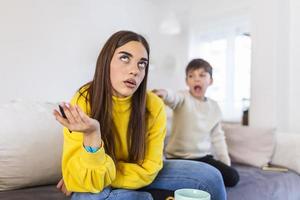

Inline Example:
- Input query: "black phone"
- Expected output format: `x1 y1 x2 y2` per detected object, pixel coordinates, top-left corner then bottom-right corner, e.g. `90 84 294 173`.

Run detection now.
58 105 72 133
58 105 67 118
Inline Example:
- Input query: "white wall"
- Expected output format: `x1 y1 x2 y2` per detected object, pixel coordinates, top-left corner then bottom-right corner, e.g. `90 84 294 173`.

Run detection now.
0 0 174 103
250 0 300 133
249 0 281 129
289 0 300 132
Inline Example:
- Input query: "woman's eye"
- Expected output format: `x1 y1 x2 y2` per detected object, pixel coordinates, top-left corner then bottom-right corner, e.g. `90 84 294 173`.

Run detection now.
138 61 147 70
120 55 129 62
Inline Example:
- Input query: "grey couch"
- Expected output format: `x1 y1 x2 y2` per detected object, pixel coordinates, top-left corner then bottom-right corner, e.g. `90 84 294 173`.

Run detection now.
1 102 300 199
1 163 300 200
227 164 300 200
0 185 68 200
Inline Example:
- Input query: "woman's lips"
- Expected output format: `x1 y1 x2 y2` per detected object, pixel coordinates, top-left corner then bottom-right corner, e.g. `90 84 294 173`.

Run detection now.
124 79 137 89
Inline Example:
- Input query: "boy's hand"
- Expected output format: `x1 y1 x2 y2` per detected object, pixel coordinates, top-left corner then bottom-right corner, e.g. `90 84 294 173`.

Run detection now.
53 103 102 147
56 178 72 196
152 89 167 100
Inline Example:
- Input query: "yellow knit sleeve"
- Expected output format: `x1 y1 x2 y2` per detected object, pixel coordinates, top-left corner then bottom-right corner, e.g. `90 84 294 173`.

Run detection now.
111 94 167 189
61 90 116 193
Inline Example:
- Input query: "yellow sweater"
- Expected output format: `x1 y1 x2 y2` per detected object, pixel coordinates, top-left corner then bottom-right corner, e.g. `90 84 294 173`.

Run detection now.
62 90 166 193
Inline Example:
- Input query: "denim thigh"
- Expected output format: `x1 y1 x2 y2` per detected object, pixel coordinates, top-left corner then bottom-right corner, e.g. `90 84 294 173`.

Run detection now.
72 187 153 200
145 159 226 200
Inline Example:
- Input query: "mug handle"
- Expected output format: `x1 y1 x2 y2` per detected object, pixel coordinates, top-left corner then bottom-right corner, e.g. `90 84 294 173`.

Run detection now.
166 197 175 200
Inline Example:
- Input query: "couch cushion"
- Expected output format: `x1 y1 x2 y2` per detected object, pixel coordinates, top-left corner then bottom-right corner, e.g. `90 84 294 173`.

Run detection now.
223 124 275 167
271 132 300 174
0 101 63 191
226 164 300 200
0 185 69 200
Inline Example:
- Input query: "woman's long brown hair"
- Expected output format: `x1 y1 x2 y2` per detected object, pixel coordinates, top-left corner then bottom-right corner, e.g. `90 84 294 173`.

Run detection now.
78 31 150 163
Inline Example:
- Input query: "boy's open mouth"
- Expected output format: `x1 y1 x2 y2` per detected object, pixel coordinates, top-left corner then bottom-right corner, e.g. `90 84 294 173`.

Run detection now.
194 85 202 93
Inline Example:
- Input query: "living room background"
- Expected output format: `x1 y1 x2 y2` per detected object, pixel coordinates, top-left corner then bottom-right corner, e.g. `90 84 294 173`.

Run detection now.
1 0 300 133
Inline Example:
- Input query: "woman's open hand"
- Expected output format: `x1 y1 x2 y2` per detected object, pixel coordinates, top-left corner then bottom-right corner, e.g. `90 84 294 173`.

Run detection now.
53 103 102 147
53 103 100 135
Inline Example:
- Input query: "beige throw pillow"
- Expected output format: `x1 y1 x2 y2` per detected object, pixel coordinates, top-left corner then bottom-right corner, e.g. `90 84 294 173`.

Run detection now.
271 132 300 174
0 101 63 191
223 124 275 167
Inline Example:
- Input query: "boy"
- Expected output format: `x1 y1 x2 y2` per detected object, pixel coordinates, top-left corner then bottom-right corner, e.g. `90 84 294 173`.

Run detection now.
153 58 239 187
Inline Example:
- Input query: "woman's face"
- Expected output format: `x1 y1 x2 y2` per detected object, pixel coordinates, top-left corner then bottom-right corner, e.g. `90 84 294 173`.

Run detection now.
110 41 148 98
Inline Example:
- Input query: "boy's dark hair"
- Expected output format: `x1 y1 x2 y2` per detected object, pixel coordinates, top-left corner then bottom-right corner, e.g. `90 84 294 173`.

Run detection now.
185 58 213 78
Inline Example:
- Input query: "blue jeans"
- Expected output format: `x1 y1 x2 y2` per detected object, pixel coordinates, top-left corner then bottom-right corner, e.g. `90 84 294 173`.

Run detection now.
72 160 226 200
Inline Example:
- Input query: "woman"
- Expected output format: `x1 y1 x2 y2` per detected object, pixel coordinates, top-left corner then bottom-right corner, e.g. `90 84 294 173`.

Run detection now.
53 30 226 200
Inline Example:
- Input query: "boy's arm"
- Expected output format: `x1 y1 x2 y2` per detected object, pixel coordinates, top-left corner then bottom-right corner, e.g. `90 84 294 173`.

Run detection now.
211 122 231 166
153 89 184 110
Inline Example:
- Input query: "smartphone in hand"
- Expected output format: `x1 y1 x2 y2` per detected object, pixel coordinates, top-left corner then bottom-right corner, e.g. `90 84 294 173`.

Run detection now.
58 105 72 133
58 105 67 118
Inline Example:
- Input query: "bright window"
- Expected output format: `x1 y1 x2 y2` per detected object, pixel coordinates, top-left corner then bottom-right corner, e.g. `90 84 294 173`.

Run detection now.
191 33 251 122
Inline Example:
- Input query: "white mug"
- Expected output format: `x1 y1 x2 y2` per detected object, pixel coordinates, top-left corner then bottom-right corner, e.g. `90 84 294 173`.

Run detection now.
174 188 211 200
